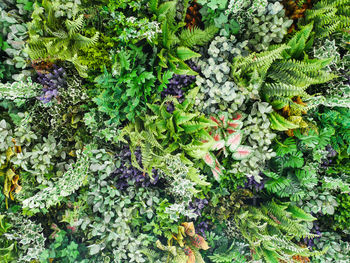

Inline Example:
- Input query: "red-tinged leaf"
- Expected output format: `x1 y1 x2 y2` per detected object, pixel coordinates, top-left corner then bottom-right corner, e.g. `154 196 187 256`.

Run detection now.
182 222 195 237
232 113 242 120
227 120 242 129
213 134 220 141
190 234 210 250
227 129 236 134
203 153 215 168
211 140 225 150
183 246 195 263
232 145 253 160
210 116 220 126
226 132 242 152
211 162 223 181
212 168 220 181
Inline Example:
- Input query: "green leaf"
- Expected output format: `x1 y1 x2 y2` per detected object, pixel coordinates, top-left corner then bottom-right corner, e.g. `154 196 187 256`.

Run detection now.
286 205 316 222
176 46 201 61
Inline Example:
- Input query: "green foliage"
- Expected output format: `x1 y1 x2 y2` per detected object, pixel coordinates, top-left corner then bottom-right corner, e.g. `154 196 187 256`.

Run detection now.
313 232 350 263
151 0 215 75
179 25 219 49
2 212 46 262
301 0 350 38
22 144 98 214
25 0 99 77
317 107 350 154
120 87 217 175
265 128 334 201
333 193 350 231
0 2 32 81
94 44 157 125
0 78 41 103
232 24 337 131
40 230 88 263
233 200 320 263
243 2 293 51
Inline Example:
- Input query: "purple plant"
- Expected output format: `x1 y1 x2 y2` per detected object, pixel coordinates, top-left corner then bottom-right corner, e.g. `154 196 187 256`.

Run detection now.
321 144 337 168
112 145 159 190
244 174 265 192
196 221 209 238
36 65 67 103
189 198 209 217
304 221 322 249
161 61 199 112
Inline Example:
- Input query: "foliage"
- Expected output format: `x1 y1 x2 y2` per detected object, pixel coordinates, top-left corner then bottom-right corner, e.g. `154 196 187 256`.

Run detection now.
233 200 321 263
93 44 157 125
40 229 89 263
301 0 350 38
120 87 216 175
25 0 99 77
0 0 349 262
150 0 215 75
156 222 209 263
243 2 293 51
333 193 350 231
2 212 46 262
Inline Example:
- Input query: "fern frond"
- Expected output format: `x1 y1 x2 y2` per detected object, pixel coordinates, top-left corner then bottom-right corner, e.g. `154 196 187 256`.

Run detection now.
73 32 100 49
232 45 289 78
179 25 218 48
263 83 307 97
65 14 84 36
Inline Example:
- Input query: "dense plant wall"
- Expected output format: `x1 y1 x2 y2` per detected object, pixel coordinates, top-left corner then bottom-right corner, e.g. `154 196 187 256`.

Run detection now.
0 0 349 262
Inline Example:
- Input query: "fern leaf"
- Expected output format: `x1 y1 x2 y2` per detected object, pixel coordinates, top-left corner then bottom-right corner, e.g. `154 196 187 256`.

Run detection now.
179 25 218 48
65 14 84 36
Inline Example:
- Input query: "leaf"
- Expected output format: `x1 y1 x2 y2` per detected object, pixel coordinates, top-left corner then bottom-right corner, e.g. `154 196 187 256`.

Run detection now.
226 132 242 152
190 234 210 250
176 46 201 61
286 205 316 222
203 153 216 168
232 146 253 160
211 140 225 151
269 112 299 131
88 244 101 255
182 222 195 237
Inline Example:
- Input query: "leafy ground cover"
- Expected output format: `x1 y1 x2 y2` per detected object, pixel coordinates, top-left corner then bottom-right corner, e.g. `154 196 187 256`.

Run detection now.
0 0 349 262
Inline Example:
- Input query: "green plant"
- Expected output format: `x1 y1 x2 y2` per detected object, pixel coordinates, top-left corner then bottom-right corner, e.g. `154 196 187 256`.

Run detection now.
243 2 293 51
233 200 322 263
232 23 337 131
264 128 334 201
120 87 216 176
24 0 99 77
40 229 88 263
333 193 350 231
3 212 46 262
317 107 350 155
301 0 350 38
93 44 157 125
150 0 216 75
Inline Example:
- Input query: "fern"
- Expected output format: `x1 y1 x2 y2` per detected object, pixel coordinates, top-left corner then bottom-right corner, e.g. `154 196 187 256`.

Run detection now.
25 0 99 77
263 83 308 98
233 201 320 263
231 44 289 79
301 0 350 38
179 25 218 49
